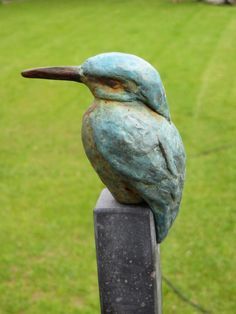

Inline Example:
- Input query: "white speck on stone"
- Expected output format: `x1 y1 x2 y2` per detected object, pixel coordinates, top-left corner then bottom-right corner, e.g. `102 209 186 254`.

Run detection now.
124 279 128 283
141 302 146 307
116 297 122 302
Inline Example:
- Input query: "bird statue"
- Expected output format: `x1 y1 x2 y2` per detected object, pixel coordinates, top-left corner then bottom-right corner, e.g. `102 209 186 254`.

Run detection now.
21 52 186 243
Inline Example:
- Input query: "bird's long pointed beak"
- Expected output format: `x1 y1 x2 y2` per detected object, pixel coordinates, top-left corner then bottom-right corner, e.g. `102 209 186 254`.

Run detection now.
21 66 83 82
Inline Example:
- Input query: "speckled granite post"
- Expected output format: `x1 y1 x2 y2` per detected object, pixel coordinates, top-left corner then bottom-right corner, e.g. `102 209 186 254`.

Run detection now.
94 189 162 314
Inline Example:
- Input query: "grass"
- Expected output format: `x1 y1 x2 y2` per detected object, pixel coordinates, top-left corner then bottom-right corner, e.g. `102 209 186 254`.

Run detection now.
0 0 235 313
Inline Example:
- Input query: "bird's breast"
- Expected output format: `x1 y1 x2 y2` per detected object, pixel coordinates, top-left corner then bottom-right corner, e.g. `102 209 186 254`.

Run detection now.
82 99 164 157
81 99 185 220
81 99 153 203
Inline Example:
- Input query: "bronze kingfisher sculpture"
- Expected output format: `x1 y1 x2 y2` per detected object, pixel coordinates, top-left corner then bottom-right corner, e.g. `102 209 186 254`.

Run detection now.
22 52 186 243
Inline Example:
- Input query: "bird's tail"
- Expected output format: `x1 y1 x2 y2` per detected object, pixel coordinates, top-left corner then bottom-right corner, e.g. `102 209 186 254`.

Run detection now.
152 205 171 243
146 200 180 243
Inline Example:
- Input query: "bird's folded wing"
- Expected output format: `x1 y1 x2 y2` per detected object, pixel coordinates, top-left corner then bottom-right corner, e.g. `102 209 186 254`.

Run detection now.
91 107 185 186
91 106 186 242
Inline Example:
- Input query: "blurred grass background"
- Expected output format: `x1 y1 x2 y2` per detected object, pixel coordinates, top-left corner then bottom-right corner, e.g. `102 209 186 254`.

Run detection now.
0 0 235 313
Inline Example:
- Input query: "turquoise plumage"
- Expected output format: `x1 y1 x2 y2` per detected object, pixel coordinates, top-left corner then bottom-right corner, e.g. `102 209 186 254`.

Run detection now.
22 52 186 242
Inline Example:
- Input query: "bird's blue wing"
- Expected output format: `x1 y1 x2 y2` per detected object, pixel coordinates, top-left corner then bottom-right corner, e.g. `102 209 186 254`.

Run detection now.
91 104 186 242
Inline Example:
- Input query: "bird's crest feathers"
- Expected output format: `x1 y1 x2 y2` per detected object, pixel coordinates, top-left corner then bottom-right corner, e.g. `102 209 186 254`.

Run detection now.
82 52 171 121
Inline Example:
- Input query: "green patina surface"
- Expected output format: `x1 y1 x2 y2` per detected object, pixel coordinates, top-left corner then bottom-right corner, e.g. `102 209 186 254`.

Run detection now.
22 53 186 243
81 53 186 243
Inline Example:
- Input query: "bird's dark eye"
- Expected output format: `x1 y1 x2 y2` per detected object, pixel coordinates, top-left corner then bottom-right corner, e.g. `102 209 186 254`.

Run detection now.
99 77 121 89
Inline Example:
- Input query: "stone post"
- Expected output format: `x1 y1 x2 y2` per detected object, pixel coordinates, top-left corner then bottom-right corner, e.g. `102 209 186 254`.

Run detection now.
94 189 162 314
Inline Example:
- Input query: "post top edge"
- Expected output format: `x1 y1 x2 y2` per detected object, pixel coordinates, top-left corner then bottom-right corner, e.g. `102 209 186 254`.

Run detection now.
95 188 150 214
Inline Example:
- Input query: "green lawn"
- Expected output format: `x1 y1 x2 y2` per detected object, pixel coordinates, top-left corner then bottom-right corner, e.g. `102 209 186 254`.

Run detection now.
0 0 235 313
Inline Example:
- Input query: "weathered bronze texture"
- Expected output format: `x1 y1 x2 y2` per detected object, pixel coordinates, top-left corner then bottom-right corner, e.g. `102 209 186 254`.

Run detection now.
22 52 186 243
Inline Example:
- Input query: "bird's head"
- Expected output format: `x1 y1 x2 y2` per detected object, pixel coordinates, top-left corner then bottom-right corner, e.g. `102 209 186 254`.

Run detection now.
22 52 170 121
